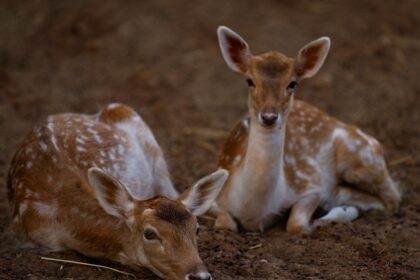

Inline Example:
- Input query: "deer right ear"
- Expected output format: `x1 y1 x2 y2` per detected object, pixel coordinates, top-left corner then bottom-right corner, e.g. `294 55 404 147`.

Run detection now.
295 37 331 79
217 26 252 74
87 167 135 220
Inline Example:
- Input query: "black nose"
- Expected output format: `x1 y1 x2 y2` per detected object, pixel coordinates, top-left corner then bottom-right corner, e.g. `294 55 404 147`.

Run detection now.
186 273 211 280
259 113 279 127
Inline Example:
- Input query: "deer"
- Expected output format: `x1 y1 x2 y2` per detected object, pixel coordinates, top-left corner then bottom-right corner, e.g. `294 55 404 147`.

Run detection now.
7 103 228 280
209 26 401 235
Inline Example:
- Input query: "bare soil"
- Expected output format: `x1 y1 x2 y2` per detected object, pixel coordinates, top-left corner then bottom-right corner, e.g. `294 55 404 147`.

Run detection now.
0 0 419 279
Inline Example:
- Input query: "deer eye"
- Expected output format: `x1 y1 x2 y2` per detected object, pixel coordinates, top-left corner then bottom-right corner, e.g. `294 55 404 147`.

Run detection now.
246 78 255 87
287 81 297 91
196 226 200 236
144 228 159 241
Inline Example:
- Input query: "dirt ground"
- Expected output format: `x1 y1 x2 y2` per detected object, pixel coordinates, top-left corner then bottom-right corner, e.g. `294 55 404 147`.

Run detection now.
0 0 419 279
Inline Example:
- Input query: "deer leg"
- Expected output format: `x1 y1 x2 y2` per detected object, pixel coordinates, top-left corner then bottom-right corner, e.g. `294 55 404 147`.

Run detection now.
208 203 238 232
287 194 320 236
341 166 400 212
314 186 387 229
335 136 401 212
336 185 385 211
313 206 359 229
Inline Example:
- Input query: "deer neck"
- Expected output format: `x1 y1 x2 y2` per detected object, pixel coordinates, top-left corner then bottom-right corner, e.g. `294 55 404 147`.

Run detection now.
242 117 286 191
234 116 287 230
242 116 286 206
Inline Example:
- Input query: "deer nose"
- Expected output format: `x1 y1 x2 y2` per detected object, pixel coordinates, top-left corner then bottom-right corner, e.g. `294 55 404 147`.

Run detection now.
259 112 280 127
185 272 212 280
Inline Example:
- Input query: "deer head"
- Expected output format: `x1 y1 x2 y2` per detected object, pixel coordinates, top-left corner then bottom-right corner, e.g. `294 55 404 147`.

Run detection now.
217 26 330 129
88 168 228 279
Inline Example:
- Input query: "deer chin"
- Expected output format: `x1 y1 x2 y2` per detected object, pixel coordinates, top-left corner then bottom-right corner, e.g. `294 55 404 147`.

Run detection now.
257 117 283 131
259 121 281 130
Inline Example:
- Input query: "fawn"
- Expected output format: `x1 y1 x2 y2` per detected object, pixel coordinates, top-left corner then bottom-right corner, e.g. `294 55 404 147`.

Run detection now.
210 26 401 235
7 103 228 280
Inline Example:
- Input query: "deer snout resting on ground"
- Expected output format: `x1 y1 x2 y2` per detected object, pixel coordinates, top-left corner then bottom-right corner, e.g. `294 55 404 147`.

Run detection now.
7 103 228 280
210 26 401 235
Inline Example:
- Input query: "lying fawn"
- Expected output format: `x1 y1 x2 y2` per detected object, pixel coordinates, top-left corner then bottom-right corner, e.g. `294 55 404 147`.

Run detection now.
7 103 228 280
211 26 401 235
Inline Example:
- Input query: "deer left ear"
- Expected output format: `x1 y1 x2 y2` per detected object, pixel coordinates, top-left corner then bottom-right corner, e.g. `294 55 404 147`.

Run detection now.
295 37 331 79
179 169 228 216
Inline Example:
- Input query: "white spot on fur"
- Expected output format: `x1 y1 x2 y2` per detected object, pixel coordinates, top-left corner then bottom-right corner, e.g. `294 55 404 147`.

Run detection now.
356 129 378 147
117 145 125 155
288 142 295 150
47 122 59 150
298 125 305 133
142 208 153 216
125 201 135 211
359 147 384 169
233 155 242 164
26 161 32 169
19 201 28 216
76 137 86 145
77 146 87 152
332 128 349 140
285 155 296 165
296 170 312 181
109 152 116 161
243 119 250 129
40 142 48 151
92 132 103 144
107 103 121 110
346 139 361 152
25 188 33 198
33 201 58 219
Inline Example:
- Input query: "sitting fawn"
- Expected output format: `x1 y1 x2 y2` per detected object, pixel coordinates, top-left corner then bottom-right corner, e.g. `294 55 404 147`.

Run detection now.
211 26 401 235
7 103 228 280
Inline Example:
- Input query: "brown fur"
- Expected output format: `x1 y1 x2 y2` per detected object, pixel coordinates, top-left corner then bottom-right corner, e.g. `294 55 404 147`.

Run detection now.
253 52 294 78
152 197 194 227
98 103 138 123
219 117 249 170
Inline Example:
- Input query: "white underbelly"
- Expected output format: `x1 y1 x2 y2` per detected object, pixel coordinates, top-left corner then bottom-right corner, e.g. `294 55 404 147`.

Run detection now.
222 168 295 231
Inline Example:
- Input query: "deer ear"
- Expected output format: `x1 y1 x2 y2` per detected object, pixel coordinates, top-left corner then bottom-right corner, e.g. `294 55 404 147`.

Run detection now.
87 167 135 220
179 169 228 216
217 26 252 74
295 37 330 79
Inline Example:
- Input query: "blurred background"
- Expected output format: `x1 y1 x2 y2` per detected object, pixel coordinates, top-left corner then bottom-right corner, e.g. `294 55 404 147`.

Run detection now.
0 0 419 279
